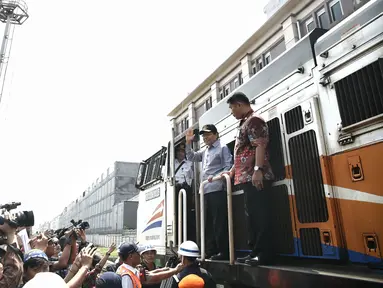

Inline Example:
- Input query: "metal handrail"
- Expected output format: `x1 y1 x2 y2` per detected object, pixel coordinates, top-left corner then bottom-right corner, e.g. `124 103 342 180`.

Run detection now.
178 188 187 247
199 174 234 265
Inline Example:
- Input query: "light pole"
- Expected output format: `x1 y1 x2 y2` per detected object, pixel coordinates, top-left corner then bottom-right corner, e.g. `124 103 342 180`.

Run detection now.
0 0 28 105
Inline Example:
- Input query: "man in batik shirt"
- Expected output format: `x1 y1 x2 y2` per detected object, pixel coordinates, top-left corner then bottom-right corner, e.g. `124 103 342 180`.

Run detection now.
223 92 274 266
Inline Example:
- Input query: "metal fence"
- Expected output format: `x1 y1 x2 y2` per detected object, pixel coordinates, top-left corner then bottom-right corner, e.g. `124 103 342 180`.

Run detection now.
87 230 137 247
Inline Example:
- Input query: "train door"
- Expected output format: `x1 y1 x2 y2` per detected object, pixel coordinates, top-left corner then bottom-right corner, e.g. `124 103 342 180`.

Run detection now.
266 112 297 257
282 97 343 260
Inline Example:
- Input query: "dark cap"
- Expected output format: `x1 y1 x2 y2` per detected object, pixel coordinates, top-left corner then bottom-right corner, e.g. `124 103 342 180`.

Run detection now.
176 143 186 152
199 124 218 135
118 243 143 257
24 249 49 263
95 272 122 288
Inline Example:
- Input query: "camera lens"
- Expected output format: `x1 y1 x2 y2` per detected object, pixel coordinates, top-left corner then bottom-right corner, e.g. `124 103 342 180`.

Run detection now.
80 221 90 230
16 211 35 227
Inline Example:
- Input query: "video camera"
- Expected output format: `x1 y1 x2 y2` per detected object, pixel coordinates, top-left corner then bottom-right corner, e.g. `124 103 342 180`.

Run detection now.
71 219 90 231
54 219 90 240
0 202 34 228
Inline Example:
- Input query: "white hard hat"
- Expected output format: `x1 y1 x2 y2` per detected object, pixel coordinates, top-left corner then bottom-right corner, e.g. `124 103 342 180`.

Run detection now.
178 241 200 257
23 272 68 288
140 244 157 255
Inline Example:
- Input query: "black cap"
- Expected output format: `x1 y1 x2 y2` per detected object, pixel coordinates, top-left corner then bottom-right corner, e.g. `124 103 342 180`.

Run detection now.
118 243 143 257
199 124 218 135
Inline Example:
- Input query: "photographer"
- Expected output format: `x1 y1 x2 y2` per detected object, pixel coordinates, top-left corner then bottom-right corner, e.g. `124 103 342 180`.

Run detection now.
29 231 73 273
65 242 116 288
0 221 24 288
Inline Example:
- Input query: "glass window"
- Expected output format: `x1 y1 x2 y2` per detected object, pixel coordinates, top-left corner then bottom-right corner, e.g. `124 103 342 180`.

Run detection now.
306 18 314 33
251 61 256 75
205 96 212 110
257 58 263 71
265 52 271 65
111 178 115 193
224 84 230 96
317 8 330 29
329 0 343 22
195 104 205 120
219 88 224 100
176 122 182 135
234 77 239 89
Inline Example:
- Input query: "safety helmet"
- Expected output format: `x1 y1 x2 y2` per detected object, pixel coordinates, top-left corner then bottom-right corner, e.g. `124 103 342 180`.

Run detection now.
140 244 157 255
178 241 200 257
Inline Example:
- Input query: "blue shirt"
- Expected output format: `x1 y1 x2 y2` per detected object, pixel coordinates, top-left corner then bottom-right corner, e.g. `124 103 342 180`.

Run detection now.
186 139 232 194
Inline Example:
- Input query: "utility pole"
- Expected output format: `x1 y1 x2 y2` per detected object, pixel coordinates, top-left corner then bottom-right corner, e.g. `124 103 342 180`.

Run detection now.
0 0 28 106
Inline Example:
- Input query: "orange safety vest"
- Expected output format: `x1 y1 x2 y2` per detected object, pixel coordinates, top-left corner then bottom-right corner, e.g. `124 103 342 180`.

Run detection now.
116 264 142 288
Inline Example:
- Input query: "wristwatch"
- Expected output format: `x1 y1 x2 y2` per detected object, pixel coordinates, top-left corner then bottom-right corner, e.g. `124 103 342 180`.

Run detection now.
254 166 264 172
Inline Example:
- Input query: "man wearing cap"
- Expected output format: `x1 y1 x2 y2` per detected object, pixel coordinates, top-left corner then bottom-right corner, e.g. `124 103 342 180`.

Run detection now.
95 272 122 288
22 249 50 285
140 245 160 288
117 243 183 288
223 92 275 266
174 143 196 242
185 125 232 261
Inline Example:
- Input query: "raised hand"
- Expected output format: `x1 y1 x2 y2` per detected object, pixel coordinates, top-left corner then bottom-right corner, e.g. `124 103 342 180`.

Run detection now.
108 243 116 254
81 244 98 268
185 129 195 144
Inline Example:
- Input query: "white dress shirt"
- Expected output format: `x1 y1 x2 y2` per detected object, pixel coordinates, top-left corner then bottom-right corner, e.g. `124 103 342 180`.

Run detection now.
175 158 193 186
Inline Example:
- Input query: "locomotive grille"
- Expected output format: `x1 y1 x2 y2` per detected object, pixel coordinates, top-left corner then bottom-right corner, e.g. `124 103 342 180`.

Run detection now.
267 118 285 181
285 105 304 134
300 228 323 256
289 130 329 223
269 184 295 254
334 58 383 127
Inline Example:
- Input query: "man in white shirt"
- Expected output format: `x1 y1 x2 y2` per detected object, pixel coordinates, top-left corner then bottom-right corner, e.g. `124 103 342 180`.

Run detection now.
174 143 195 242
175 143 193 187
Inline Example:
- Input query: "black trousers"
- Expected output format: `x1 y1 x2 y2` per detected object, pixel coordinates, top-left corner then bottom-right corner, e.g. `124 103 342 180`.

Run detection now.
240 181 273 257
175 184 196 243
205 191 229 256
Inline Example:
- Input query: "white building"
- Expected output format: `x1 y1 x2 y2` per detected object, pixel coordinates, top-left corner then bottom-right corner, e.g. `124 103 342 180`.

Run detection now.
168 0 370 131
47 161 140 247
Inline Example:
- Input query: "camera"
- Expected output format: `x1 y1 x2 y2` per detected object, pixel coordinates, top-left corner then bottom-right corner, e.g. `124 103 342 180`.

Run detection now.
54 219 90 240
0 202 34 228
71 219 90 231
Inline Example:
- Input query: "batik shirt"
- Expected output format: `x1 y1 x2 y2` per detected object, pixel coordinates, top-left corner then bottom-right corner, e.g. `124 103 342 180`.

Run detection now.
233 109 274 185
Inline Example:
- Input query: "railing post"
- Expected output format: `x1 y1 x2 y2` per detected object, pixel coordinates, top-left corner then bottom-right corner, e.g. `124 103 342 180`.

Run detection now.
178 189 187 247
199 174 234 264
199 183 205 262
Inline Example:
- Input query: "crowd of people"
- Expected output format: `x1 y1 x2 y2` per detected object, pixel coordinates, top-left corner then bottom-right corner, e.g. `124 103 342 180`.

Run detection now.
0 218 215 288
